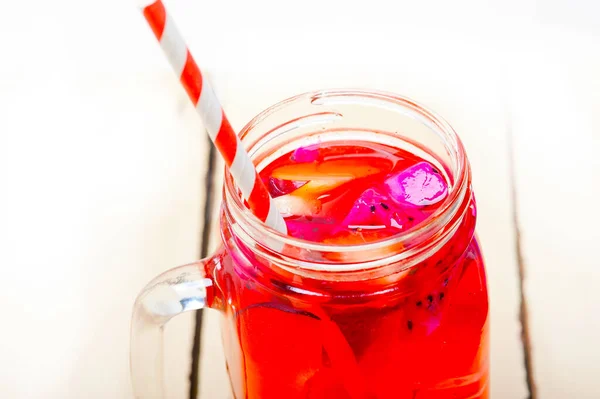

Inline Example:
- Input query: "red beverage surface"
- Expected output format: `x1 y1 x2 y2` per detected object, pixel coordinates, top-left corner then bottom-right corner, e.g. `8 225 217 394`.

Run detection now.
215 142 489 399
261 142 448 243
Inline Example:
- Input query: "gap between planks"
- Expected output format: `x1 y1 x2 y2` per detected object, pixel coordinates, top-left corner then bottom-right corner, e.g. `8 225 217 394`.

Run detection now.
507 113 538 399
189 137 217 399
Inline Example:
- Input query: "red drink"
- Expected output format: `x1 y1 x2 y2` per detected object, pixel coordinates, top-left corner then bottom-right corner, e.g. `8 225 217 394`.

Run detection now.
129 90 489 399
215 141 489 398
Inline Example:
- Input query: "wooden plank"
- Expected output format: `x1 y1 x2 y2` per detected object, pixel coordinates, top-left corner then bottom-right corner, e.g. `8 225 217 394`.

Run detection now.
0 75 209 399
0 1 212 397
510 26 600 399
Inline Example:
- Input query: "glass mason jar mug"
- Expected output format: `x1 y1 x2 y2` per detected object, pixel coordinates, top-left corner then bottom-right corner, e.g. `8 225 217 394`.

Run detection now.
130 90 489 399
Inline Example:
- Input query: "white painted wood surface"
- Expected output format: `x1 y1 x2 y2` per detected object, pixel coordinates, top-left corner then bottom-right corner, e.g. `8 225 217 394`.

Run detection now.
510 26 600 399
0 73 208 398
1 2 208 398
1 0 599 398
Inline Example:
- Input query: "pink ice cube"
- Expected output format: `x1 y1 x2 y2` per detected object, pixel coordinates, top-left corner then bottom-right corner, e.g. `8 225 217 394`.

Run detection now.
268 177 307 197
341 188 410 231
384 162 448 206
291 144 319 163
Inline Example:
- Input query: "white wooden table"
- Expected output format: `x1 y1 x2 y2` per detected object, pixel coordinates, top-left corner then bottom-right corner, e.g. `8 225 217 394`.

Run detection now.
1 1 599 398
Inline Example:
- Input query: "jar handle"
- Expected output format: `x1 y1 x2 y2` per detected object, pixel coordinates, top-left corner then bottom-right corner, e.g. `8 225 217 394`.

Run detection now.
130 255 220 398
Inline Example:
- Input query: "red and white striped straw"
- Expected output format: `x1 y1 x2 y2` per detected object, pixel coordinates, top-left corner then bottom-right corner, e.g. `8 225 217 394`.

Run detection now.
140 0 287 234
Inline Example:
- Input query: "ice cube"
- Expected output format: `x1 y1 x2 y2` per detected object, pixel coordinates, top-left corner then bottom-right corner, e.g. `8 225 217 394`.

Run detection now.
341 188 395 229
384 161 448 206
341 187 429 231
273 179 352 217
274 194 319 217
271 159 384 181
268 177 306 197
291 144 320 163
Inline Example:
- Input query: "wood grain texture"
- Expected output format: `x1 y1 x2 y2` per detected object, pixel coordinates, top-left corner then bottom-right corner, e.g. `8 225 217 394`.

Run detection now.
510 26 600 399
0 75 209 398
0 2 211 396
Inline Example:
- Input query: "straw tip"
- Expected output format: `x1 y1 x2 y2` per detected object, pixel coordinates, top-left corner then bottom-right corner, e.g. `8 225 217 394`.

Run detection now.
137 0 158 9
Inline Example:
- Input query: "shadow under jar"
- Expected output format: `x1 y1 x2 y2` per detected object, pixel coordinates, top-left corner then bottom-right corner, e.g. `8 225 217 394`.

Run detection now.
130 90 489 399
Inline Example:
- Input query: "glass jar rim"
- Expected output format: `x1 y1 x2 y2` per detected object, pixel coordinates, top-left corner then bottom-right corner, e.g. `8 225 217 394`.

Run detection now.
223 89 471 273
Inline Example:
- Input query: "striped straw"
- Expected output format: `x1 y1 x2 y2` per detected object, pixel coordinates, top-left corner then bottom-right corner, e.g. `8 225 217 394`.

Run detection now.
140 0 287 234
